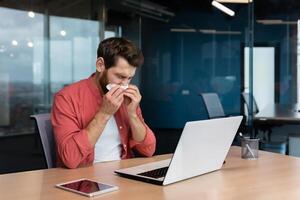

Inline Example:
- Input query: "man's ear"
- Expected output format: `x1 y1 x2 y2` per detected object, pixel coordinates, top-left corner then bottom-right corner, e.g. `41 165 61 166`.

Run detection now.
96 57 105 73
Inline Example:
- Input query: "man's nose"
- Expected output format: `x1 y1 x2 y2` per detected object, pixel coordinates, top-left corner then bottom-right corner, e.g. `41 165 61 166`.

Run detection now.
121 79 130 85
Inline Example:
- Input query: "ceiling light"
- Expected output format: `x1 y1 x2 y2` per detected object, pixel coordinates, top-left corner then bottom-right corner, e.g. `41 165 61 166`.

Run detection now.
27 42 34 48
199 29 217 34
170 28 197 32
60 30 67 36
216 0 252 3
199 29 241 35
214 30 241 35
212 1 235 16
11 40 18 46
0 45 6 53
257 19 297 25
28 11 35 18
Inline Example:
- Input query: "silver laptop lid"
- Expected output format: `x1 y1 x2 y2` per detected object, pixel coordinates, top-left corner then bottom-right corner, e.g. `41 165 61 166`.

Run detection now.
163 116 243 185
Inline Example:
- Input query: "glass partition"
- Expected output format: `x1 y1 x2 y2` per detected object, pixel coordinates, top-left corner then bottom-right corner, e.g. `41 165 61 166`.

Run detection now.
49 16 99 100
0 0 258 136
0 2 102 136
135 1 254 128
0 7 44 135
250 0 300 143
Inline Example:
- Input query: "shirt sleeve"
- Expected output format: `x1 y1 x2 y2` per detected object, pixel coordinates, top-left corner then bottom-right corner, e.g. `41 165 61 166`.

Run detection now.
51 93 93 169
129 106 156 157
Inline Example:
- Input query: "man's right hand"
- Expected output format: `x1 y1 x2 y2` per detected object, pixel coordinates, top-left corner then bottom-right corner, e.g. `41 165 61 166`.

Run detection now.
99 85 124 116
86 85 124 147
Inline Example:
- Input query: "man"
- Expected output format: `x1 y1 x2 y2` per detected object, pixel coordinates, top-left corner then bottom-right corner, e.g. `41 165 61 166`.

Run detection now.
51 37 156 169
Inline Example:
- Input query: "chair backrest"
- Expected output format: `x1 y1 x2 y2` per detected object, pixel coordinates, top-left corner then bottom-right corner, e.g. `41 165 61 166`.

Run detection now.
31 113 56 168
241 92 259 114
200 93 225 119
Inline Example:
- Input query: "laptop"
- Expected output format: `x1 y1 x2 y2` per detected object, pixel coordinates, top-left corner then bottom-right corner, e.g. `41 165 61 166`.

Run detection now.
115 116 243 185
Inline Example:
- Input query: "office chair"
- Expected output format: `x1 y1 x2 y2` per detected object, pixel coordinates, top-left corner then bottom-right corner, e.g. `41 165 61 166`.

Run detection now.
200 92 241 146
200 93 225 119
31 113 56 168
241 92 259 114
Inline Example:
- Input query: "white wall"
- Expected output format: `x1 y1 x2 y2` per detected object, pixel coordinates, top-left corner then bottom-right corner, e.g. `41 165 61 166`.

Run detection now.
244 47 275 110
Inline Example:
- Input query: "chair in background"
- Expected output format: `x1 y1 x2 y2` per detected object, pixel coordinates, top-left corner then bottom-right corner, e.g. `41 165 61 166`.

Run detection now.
200 92 242 146
31 113 56 168
241 92 259 114
200 93 225 119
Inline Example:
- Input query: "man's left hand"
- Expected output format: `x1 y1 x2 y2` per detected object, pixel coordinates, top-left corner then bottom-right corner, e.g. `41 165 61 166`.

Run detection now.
123 85 141 117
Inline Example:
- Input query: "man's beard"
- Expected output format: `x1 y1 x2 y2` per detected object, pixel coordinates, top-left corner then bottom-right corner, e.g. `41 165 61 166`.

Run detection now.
99 70 109 94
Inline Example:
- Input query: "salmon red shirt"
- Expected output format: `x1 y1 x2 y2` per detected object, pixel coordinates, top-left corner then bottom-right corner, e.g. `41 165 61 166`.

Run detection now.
51 73 156 169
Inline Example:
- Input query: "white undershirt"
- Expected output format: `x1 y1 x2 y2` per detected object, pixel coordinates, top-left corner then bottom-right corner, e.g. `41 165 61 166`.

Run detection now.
94 116 122 163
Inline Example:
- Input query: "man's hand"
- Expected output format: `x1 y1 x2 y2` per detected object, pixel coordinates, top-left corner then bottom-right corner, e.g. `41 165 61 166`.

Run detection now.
99 86 124 116
87 86 124 147
124 85 141 117
123 85 146 142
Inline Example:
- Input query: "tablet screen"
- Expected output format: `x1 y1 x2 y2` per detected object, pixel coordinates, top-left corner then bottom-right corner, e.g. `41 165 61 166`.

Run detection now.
60 179 114 194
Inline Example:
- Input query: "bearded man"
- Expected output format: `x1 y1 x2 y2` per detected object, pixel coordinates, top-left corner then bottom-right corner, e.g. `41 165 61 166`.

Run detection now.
51 37 156 169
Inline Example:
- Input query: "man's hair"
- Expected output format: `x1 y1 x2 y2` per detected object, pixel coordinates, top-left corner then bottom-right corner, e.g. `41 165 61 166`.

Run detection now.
97 37 144 69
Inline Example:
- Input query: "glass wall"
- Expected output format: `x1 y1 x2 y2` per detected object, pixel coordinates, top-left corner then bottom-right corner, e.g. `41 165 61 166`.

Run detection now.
2 0 300 156
49 16 99 101
0 2 101 136
0 0 269 136
253 1 298 106
137 1 254 128
0 7 45 136
0 0 145 137
248 0 300 143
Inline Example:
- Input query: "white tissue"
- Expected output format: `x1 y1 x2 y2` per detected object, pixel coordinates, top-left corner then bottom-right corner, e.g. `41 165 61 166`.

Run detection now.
106 83 128 91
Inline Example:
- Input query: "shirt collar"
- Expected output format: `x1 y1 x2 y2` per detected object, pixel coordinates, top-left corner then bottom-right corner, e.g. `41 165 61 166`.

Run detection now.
87 73 103 99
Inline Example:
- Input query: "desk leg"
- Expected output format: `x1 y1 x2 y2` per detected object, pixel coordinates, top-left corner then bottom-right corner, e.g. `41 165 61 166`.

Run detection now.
268 129 272 142
254 128 258 138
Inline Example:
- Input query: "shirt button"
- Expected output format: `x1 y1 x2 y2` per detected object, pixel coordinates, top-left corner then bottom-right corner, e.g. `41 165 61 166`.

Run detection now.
119 126 123 130
124 144 127 148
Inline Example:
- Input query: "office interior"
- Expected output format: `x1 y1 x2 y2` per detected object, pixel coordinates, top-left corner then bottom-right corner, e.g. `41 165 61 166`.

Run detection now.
0 0 300 174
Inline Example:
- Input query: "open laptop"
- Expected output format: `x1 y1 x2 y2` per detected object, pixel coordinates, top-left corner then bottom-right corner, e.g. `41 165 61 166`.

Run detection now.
115 116 243 185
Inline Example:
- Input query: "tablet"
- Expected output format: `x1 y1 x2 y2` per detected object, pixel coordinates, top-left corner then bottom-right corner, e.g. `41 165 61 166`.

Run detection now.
56 178 118 197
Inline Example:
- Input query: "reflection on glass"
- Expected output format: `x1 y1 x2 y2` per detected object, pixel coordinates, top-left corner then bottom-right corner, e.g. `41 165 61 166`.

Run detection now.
0 7 100 136
0 7 44 136
50 16 99 97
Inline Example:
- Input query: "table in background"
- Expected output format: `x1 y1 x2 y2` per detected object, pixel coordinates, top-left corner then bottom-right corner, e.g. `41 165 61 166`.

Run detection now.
254 103 300 125
254 104 300 139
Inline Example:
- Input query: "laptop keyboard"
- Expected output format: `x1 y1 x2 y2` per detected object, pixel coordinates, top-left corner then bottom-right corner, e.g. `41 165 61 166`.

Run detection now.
137 167 169 179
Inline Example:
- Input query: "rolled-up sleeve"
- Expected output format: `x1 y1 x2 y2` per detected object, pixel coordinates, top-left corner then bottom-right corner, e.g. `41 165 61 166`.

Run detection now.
129 106 156 157
51 94 93 169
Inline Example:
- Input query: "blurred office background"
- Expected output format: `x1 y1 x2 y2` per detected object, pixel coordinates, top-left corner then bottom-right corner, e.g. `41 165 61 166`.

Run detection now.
0 0 300 173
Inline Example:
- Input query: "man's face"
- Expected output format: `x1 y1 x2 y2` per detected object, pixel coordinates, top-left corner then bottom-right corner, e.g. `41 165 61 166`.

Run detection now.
99 57 136 93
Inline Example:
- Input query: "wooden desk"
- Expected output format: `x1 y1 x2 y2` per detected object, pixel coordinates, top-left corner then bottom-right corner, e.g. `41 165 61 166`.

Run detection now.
1 146 300 200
